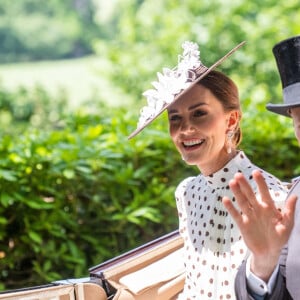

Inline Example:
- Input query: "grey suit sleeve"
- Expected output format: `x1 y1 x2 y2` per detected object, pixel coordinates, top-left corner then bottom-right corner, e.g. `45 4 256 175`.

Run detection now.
234 260 257 300
234 247 292 300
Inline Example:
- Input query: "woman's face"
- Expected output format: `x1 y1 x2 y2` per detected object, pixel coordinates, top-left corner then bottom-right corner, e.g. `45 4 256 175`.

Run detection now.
167 84 238 175
289 107 300 143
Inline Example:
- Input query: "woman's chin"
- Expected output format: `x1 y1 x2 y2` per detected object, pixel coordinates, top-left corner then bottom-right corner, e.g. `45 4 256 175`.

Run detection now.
182 156 198 166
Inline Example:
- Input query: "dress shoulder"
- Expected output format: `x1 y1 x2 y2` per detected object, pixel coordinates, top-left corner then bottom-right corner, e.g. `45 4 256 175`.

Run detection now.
175 176 196 198
174 176 197 213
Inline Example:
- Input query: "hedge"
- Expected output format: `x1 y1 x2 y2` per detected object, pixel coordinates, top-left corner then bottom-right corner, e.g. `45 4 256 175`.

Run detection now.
0 105 195 290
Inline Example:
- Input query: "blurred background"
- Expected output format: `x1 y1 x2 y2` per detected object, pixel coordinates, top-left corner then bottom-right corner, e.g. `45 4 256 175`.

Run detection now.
0 0 299 291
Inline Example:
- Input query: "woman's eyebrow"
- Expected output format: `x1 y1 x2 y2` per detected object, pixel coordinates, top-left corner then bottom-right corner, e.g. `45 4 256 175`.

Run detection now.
168 102 206 114
168 108 178 114
188 102 206 110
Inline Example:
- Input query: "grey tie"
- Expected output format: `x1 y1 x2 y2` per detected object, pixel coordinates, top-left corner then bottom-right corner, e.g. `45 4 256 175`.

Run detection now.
286 180 300 299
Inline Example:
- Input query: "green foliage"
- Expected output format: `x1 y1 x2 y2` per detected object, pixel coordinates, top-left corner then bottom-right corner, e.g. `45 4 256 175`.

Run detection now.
0 83 68 133
0 104 194 290
0 0 100 63
240 108 298 181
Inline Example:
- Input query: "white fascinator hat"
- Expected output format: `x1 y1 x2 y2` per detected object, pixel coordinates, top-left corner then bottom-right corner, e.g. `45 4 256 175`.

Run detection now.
128 40 246 139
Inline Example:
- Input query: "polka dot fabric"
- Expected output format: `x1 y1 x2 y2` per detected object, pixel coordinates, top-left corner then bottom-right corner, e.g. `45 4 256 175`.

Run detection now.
175 151 288 299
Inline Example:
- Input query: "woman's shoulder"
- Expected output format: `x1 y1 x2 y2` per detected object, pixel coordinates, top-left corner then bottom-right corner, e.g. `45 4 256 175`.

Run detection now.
256 169 289 205
175 176 198 196
259 168 287 186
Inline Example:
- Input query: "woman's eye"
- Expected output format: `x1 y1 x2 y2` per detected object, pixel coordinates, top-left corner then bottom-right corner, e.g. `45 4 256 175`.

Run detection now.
194 110 207 117
169 114 181 121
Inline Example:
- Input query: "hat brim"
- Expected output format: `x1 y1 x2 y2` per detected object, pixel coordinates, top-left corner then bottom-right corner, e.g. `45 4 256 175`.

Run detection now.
266 102 300 117
128 41 246 139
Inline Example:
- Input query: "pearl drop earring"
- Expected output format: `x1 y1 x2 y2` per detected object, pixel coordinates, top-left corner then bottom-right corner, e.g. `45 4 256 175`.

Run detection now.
226 131 234 154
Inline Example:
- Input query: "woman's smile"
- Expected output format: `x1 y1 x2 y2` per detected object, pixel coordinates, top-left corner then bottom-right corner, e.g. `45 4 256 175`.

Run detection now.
182 138 205 147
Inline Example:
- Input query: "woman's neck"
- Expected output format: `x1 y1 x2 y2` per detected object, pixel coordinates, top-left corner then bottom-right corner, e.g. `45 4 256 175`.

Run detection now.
198 149 238 176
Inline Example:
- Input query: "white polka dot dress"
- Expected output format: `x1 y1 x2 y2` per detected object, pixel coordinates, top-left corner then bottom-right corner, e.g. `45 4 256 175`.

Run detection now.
175 151 288 300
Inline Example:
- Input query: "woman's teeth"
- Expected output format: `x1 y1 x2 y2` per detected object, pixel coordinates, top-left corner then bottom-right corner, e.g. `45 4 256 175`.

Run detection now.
183 139 204 147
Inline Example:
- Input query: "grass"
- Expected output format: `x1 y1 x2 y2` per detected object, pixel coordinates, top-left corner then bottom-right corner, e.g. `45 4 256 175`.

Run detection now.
0 56 131 109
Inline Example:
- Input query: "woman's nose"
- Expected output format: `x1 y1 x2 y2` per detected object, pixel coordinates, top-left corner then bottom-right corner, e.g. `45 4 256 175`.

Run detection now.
180 119 194 132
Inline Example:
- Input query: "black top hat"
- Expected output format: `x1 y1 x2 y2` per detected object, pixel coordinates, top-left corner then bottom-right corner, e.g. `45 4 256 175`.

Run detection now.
266 35 300 117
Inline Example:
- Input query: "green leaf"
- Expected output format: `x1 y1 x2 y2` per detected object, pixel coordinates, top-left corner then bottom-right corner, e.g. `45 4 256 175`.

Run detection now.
28 231 43 244
0 169 17 181
63 169 75 179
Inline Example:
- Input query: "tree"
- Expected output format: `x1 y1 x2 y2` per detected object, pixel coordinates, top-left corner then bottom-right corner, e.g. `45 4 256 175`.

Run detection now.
0 0 100 62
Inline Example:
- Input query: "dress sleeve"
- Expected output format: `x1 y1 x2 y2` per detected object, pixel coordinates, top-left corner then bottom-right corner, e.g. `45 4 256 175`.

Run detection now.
174 177 194 233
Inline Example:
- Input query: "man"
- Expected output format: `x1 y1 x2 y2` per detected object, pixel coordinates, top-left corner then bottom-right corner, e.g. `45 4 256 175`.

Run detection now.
222 35 300 299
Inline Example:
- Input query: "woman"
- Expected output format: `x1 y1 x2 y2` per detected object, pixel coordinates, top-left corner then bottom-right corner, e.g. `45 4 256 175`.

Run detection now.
128 41 288 299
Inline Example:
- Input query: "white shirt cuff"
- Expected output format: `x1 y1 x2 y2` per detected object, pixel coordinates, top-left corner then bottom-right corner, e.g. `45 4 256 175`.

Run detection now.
246 257 279 296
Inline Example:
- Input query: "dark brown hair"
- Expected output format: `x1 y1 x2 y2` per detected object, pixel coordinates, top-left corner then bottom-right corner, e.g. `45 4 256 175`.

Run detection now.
197 70 242 146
